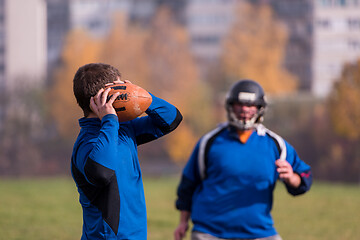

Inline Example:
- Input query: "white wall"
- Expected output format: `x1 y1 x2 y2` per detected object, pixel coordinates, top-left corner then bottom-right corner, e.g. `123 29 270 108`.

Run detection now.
312 2 360 97
5 0 47 89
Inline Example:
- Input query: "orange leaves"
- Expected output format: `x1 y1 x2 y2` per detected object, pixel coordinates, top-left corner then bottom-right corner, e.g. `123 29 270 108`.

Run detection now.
62 29 102 68
101 12 150 89
166 123 198 163
49 29 102 139
145 7 198 95
145 7 214 161
220 2 297 95
329 59 360 140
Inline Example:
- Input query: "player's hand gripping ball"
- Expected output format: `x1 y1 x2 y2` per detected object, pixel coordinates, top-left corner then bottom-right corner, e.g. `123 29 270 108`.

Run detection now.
105 83 152 122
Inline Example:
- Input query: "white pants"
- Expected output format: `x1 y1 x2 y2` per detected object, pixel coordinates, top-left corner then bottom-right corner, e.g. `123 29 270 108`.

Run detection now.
191 231 283 240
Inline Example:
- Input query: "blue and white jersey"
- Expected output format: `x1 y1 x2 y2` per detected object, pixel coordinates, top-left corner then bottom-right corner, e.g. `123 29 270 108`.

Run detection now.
71 94 182 240
176 123 312 239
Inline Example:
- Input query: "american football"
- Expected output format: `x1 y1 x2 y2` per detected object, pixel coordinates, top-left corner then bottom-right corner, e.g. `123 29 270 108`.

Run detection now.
106 82 152 122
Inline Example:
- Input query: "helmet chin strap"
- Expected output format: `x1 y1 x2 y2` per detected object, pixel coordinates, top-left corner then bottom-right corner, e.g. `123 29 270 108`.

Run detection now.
228 110 259 130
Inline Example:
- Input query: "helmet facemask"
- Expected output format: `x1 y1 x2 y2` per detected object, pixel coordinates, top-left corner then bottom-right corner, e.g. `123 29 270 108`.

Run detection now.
226 103 265 130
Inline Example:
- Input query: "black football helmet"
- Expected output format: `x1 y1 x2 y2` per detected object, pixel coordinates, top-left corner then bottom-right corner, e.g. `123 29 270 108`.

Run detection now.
225 79 267 130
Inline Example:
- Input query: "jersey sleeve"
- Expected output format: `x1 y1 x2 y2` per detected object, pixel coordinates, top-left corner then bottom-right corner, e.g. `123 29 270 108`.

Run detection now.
129 93 183 145
74 114 120 188
283 141 313 196
175 141 202 211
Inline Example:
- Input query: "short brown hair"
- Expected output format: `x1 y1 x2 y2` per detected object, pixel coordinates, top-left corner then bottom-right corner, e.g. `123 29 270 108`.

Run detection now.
73 63 121 117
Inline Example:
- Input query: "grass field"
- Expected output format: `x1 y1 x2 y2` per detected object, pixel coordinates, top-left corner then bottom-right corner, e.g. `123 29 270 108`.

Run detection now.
0 176 359 240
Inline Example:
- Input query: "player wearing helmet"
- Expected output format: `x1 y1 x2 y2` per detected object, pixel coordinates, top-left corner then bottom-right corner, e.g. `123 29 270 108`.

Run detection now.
174 79 312 240
226 80 266 130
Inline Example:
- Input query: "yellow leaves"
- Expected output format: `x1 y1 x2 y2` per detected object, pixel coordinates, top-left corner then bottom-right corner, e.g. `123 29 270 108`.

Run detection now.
145 7 197 95
144 7 215 161
100 12 150 88
221 2 297 95
62 29 102 68
49 29 103 139
166 123 198 163
329 59 360 140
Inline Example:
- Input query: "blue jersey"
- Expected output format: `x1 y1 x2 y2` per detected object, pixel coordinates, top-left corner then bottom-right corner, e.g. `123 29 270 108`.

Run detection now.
176 123 312 239
71 94 182 240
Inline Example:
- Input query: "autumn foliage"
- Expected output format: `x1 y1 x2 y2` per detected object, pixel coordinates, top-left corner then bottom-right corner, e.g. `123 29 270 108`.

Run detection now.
329 59 360 140
49 3 297 163
49 29 102 139
1 3 359 181
220 2 297 95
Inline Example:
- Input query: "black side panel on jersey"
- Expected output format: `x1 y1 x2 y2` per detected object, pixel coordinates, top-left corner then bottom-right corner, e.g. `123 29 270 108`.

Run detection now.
175 175 198 211
71 159 120 235
202 127 227 180
84 158 115 187
267 135 282 157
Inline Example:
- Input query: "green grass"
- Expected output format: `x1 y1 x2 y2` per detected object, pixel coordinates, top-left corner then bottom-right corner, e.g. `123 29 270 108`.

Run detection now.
0 177 359 240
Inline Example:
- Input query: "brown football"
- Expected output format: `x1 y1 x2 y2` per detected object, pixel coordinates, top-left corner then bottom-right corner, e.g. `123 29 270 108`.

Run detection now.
106 83 152 122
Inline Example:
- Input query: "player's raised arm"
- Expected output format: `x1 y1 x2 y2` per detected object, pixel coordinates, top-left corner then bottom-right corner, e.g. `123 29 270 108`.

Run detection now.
104 82 152 122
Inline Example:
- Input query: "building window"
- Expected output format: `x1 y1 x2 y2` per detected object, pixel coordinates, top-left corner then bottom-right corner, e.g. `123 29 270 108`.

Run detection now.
316 19 331 29
192 35 220 45
348 40 360 50
334 0 346 6
348 18 360 30
317 0 332 6
316 0 358 6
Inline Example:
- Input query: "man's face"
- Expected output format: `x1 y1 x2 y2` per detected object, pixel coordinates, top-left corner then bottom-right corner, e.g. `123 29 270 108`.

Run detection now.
231 102 258 121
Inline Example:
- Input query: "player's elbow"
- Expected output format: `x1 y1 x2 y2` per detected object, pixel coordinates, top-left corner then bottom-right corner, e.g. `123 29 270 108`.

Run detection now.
168 108 183 132
158 108 183 134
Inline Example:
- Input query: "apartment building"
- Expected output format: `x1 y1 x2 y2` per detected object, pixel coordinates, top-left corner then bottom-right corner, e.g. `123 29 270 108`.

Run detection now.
313 0 360 97
185 0 237 64
0 0 47 91
269 0 313 91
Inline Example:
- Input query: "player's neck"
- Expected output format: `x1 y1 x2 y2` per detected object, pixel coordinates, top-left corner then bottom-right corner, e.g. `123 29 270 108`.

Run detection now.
86 113 98 118
237 129 254 143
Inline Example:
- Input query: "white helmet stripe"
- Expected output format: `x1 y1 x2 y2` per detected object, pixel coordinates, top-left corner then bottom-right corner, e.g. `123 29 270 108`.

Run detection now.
238 92 256 101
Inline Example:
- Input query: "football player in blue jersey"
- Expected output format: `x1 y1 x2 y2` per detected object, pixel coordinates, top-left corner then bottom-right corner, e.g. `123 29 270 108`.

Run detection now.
174 79 312 240
71 63 182 240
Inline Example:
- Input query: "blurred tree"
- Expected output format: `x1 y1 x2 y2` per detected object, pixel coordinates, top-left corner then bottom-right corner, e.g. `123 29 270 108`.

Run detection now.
326 59 360 180
144 7 214 162
0 84 61 176
329 59 360 140
219 2 297 95
100 12 150 89
49 29 102 140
